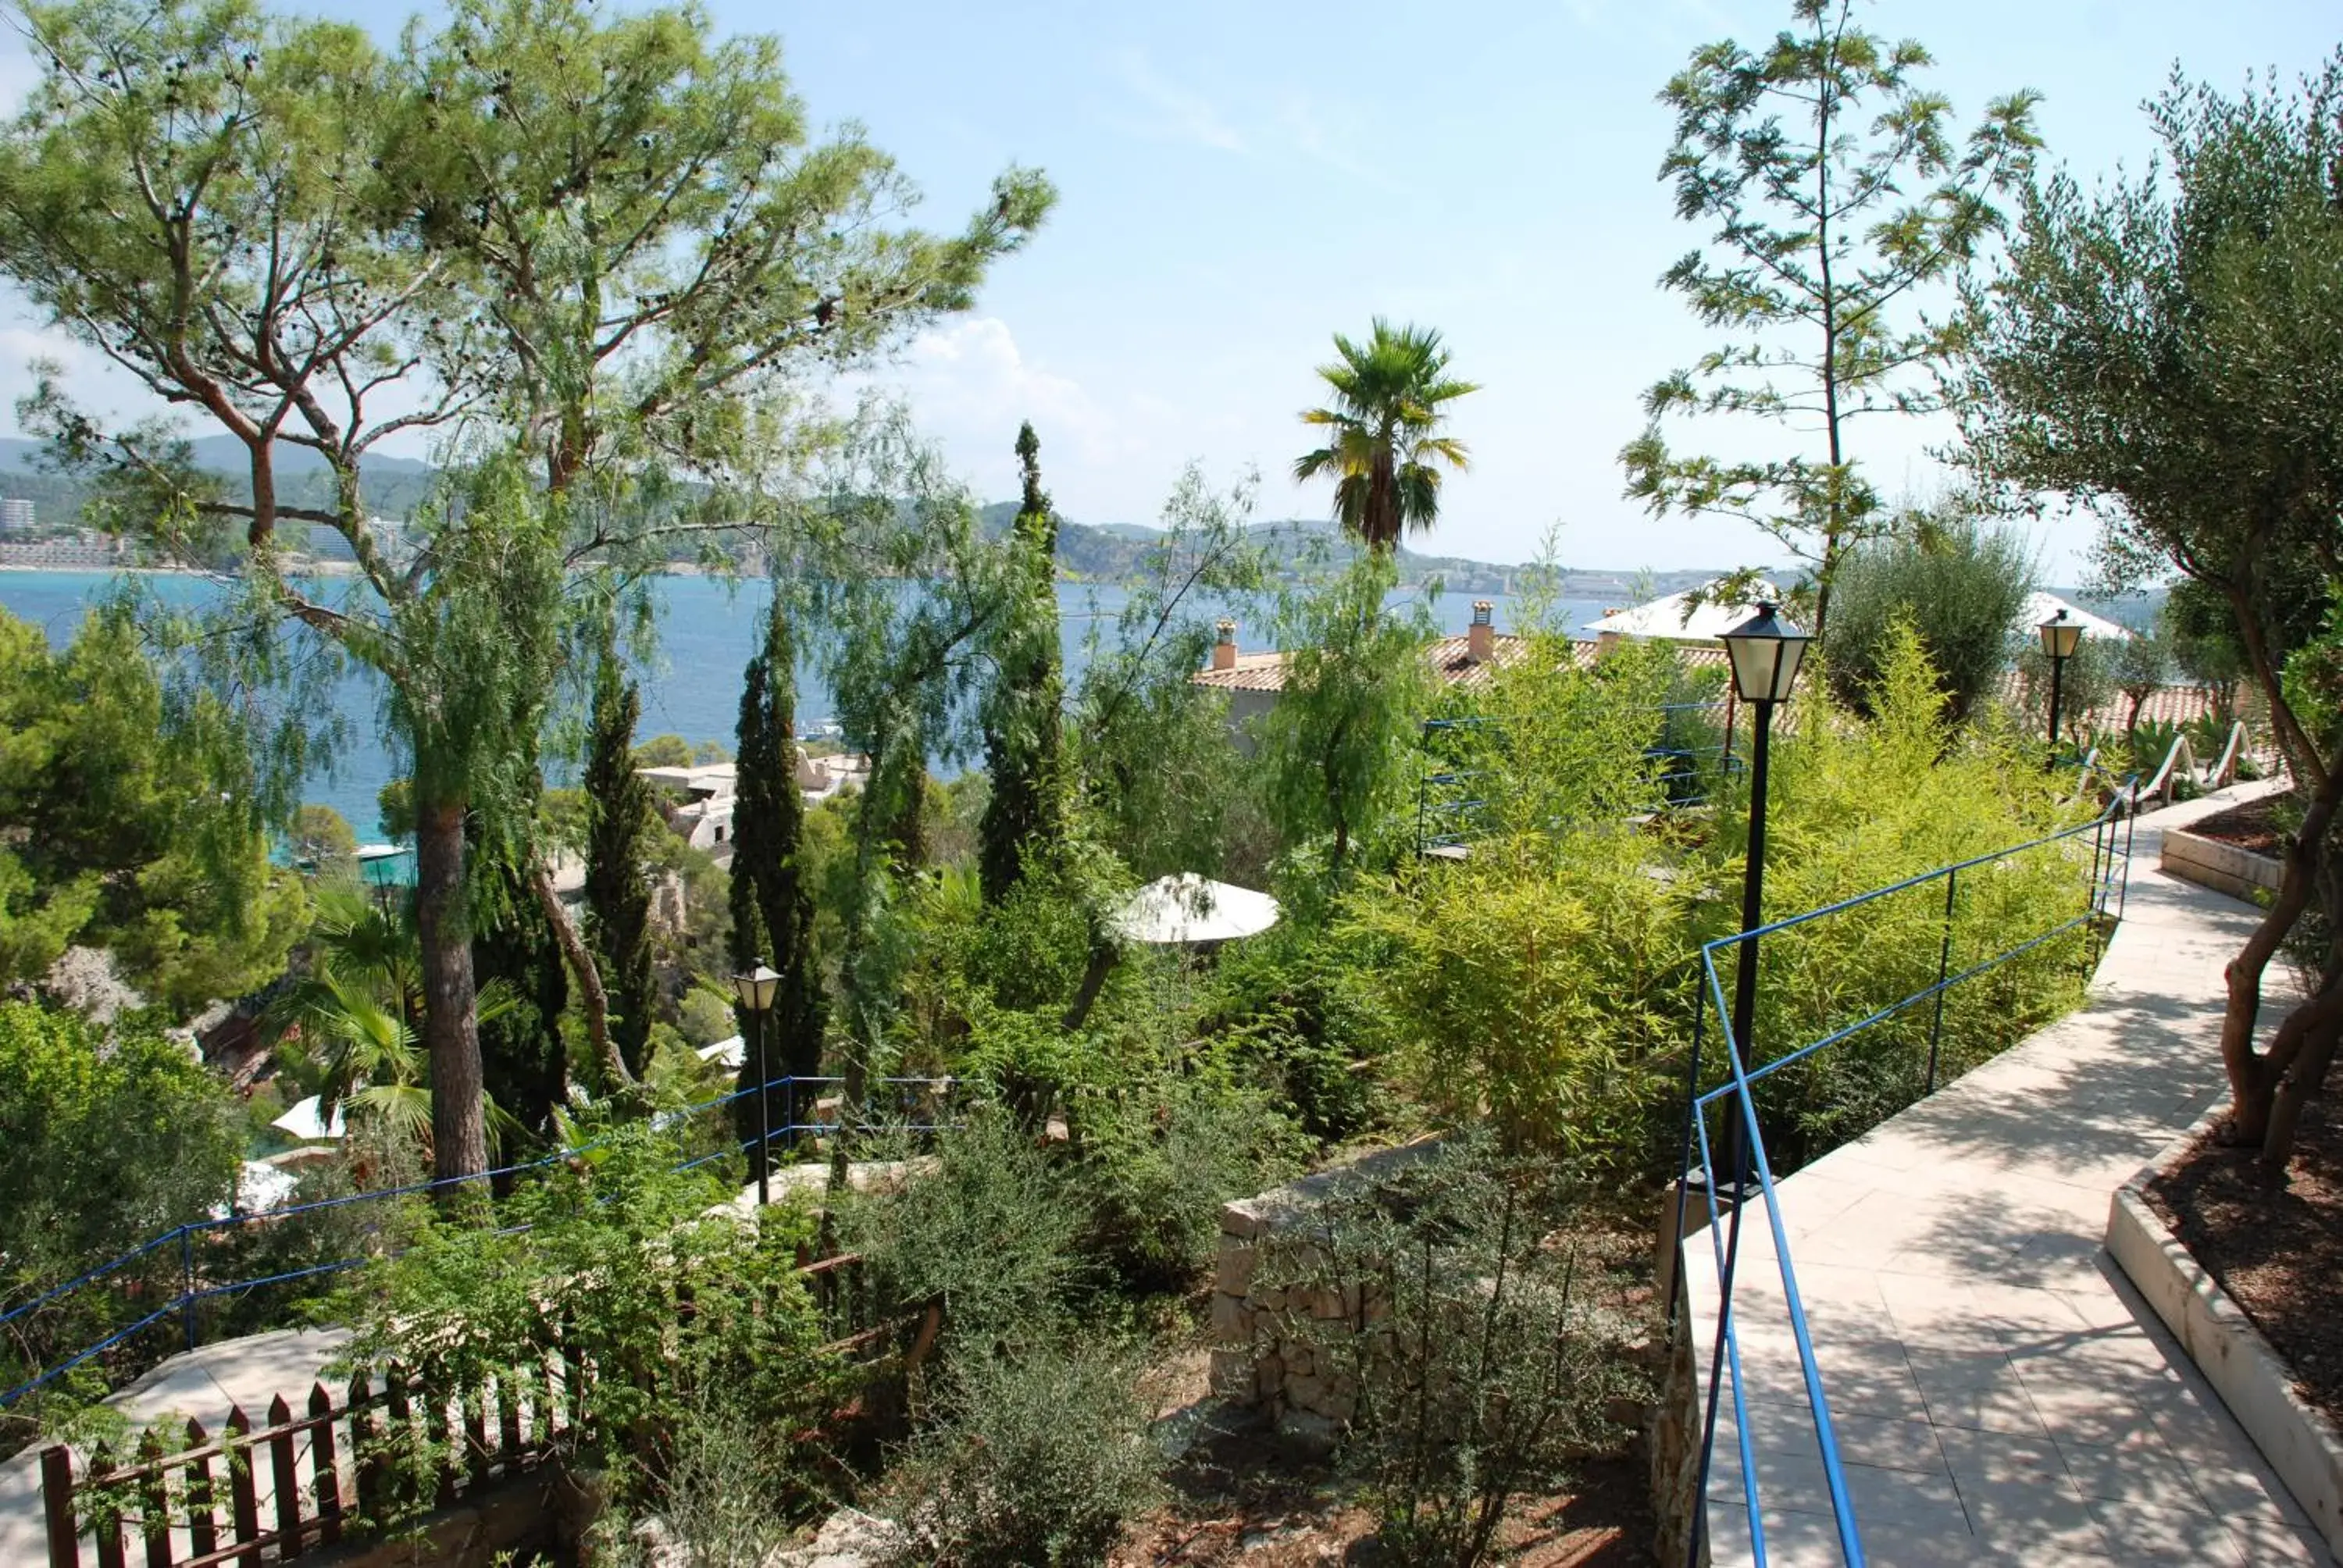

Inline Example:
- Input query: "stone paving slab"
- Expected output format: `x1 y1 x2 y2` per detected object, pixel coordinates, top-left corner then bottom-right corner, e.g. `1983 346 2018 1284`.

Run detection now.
1687 782 2339 1566
0 1327 352 1565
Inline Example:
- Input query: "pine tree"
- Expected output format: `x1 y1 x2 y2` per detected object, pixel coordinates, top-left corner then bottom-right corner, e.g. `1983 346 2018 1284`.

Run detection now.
730 600 826 1178
1620 0 2040 638
583 633 658 1082
978 422 1068 903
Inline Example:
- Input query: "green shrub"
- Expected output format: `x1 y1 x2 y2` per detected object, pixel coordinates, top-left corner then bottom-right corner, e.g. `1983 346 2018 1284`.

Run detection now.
1718 627 2100 1167
0 1000 243 1442
678 986 736 1048
1197 923 1389 1142
836 1107 1091 1350
966 871 1098 1014
958 1003 1104 1130
1259 1137 1653 1568
1072 1074 1303 1292
598 1393 800 1568
1257 551 1438 875
1343 830 1688 1174
1823 522 2034 725
880 1337 1160 1568
1449 625 1688 841
333 1127 838 1522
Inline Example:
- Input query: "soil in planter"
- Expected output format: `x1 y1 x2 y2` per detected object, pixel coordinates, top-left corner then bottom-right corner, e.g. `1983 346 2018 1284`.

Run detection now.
2146 1087 2343 1434
2185 790 2293 856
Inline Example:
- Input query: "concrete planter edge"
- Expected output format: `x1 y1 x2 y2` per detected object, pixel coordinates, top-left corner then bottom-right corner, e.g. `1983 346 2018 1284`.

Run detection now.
2105 1104 2343 1560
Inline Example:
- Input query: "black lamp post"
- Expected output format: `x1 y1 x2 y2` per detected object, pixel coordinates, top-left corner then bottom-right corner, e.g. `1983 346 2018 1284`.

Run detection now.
2038 608 2082 762
730 960 782 1207
1717 602 1812 1171
1684 601 1812 1566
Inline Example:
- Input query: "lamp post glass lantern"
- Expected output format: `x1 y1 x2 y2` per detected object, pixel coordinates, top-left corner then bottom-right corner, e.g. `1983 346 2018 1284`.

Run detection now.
2038 609 2081 755
731 961 782 1205
1714 602 1810 1185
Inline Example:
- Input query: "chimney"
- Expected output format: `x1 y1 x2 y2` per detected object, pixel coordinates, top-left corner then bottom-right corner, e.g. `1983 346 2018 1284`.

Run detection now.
1212 619 1238 672
1467 600 1495 664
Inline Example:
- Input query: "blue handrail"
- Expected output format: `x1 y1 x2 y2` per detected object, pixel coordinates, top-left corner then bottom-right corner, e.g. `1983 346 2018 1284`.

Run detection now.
1674 790 2135 1566
0 1072 960 1409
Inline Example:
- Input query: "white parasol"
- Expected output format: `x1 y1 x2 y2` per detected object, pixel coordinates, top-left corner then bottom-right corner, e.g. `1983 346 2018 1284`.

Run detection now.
1111 874 1280 946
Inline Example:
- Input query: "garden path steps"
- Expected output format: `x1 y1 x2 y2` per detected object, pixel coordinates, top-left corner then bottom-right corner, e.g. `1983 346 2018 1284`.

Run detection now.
1686 780 2338 1566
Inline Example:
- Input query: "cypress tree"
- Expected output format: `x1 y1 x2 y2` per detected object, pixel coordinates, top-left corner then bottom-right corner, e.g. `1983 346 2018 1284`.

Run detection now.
730 600 826 1178
978 422 1067 903
583 632 658 1082
474 851 569 1149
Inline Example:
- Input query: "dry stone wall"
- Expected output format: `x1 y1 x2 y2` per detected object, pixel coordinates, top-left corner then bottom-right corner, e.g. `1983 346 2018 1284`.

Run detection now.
1205 1139 1441 1443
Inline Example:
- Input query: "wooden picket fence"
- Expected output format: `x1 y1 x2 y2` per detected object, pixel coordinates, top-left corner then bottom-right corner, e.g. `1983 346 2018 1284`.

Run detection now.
41 1360 557 1568
39 1252 937 1566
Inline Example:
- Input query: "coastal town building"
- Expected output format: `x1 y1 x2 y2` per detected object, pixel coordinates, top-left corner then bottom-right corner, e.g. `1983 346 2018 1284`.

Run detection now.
1190 600 1728 750
638 751 875 866
1196 586 2237 743
0 497 34 533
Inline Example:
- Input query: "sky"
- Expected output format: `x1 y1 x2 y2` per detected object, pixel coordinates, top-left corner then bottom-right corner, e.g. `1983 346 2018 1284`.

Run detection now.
2 0 2338 576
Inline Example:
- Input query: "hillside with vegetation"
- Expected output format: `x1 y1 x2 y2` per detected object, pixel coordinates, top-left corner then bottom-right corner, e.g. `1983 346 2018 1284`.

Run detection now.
0 2 2332 1565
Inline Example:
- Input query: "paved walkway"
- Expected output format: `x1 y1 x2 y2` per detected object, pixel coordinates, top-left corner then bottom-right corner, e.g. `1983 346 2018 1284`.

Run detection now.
0 1327 352 1565
1688 783 2337 1566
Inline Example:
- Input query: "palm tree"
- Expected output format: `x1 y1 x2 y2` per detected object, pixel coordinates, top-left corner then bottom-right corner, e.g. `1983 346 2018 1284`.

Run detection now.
266 886 521 1158
1293 319 1479 552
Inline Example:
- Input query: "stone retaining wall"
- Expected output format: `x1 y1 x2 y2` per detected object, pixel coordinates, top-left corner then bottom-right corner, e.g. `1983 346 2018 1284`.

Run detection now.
2107 1107 2343 1562
1205 1139 1442 1443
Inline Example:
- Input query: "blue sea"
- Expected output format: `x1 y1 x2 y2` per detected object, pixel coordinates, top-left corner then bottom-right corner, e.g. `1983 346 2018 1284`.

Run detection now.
0 569 1598 840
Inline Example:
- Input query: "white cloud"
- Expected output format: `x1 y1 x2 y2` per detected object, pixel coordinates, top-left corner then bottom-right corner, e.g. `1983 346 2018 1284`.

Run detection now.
1111 48 1246 154
843 315 1147 504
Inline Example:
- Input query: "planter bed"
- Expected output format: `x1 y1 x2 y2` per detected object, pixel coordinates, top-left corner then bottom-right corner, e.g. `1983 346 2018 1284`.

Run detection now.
2162 823 2284 900
2105 1090 2343 1561
2188 789 2292 854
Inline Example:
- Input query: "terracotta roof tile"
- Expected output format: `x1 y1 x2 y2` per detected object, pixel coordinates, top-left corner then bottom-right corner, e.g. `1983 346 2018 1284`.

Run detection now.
1190 635 1733 693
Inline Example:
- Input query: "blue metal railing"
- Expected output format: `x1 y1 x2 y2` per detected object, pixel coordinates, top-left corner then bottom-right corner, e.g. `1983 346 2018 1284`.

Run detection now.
0 1073 958 1409
1673 793 2135 1566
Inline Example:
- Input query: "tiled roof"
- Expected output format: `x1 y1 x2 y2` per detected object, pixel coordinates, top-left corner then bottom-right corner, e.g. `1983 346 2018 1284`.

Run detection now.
1189 649 1303 693
1191 635 1730 694
1193 633 1537 693
1986 672 2238 733
1193 637 2228 734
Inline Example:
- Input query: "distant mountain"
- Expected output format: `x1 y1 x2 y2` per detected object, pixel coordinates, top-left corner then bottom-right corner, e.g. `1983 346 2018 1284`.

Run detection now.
0 434 442 526
975 500 1719 597
2 433 432 476
184 434 436 477
3 440 1715 594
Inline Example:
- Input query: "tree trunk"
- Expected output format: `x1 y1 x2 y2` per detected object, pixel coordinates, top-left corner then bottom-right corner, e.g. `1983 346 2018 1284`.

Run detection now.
1062 943 1118 1032
414 800 489 1192
531 857 630 1095
2263 968 2343 1166
2220 776 2343 1140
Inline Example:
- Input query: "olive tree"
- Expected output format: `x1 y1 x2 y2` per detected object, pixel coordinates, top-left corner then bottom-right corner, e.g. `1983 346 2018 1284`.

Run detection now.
1955 55 2343 1161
